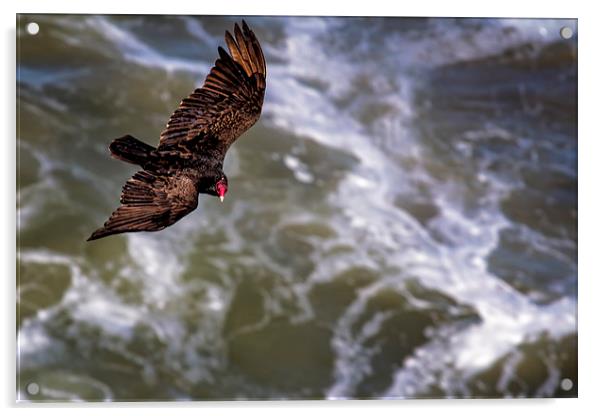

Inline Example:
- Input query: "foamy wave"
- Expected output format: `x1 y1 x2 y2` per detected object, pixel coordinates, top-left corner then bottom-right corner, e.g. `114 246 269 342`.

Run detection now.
257 17 576 397
91 16 207 73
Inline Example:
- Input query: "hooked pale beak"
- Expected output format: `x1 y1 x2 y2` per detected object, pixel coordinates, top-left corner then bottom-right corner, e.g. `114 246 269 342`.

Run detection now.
216 179 227 203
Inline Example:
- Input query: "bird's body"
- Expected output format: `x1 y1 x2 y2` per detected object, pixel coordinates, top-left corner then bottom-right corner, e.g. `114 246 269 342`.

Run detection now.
88 20 266 241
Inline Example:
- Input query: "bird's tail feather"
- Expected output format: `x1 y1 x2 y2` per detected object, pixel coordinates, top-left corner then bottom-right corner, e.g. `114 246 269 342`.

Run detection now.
109 135 155 166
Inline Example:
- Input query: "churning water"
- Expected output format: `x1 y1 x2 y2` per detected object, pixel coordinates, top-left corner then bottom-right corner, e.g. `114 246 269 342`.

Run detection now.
17 15 577 400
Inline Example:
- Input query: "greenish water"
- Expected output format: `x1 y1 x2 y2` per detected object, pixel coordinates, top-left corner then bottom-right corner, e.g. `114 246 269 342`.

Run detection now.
17 15 577 401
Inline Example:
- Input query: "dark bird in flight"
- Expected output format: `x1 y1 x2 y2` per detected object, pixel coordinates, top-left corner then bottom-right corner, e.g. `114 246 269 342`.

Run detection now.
88 20 266 241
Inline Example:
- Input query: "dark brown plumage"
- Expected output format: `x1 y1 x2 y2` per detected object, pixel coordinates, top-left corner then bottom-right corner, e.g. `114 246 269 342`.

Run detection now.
88 20 266 241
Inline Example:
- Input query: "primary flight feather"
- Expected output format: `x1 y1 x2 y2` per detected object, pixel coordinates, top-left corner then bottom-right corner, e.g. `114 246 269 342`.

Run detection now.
88 20 266 241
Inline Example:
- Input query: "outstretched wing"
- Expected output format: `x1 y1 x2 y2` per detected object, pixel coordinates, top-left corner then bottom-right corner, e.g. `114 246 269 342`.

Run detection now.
87 170 199 241
159 20 266 156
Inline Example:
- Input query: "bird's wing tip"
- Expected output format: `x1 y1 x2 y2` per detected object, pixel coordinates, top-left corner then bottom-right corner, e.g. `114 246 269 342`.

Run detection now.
86 230 102 241
87 226 113 241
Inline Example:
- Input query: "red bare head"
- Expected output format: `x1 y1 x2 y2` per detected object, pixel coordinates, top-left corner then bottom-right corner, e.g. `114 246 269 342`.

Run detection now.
216 177 228 202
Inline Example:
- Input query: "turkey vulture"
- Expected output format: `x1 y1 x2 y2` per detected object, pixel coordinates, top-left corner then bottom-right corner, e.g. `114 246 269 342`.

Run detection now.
88 20 266 241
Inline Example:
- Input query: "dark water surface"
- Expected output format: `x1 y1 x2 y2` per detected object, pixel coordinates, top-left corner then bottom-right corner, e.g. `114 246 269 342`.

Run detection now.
17 15 577 400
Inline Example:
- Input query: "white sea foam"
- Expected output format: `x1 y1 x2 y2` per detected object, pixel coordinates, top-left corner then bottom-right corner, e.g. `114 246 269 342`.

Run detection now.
92 16 207 73
255 17 576 398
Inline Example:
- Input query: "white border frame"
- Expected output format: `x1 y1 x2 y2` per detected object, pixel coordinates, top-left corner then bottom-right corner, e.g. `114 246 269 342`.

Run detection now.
4 1 599 414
